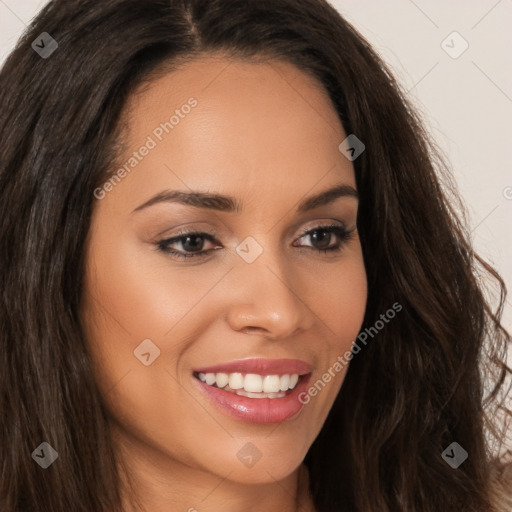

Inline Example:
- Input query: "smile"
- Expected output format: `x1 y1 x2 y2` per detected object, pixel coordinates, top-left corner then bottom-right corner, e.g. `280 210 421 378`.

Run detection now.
192 359 312 423
195 371 301 398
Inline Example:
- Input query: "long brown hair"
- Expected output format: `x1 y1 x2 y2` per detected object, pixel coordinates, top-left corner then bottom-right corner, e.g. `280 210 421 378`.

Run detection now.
1 0 510 510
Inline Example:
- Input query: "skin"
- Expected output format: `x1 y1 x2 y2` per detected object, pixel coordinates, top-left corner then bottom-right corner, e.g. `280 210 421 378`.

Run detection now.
81 54 367 512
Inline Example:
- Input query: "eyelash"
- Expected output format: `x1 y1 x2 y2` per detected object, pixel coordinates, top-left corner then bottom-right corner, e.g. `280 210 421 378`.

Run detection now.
156 223 354 260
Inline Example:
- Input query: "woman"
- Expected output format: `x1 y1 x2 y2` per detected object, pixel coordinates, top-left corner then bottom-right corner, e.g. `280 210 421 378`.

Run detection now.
0 0 510 510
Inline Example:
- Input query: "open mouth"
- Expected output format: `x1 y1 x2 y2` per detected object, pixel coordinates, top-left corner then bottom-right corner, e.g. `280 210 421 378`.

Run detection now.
191 358 313 423
193 371 308 399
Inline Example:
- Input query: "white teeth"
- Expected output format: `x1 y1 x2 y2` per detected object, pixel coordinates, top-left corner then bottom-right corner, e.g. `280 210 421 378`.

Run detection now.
215 372 229 389
228 372 244 390
263 375 281 393
234 389 286 399
244 374 263 392
197 371 301 394
279 374 290 391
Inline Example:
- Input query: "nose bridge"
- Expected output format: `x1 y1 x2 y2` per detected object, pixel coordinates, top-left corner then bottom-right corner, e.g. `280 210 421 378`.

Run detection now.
225 236 315 337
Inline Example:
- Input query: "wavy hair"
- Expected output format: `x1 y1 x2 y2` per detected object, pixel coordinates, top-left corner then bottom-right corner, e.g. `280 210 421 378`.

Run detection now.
0 0 510 510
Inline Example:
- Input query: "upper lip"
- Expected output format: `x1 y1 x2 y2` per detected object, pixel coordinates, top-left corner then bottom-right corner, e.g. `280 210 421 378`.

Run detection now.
194 358 312 376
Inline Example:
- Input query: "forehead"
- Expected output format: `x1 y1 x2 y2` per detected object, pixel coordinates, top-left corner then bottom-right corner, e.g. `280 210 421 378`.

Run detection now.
106 55 354 209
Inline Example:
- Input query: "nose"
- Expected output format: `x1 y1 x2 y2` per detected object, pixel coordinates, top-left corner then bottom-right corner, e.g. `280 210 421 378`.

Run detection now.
225 256 315 340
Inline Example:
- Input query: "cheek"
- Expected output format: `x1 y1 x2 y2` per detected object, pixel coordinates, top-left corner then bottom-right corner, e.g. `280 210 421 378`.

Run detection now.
311 248 368 348
82 227 226 344
306 245 367 383
293 250 366 439
81 238 207 459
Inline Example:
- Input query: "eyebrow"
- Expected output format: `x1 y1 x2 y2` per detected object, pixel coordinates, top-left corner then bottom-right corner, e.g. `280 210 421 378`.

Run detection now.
131 183 358 214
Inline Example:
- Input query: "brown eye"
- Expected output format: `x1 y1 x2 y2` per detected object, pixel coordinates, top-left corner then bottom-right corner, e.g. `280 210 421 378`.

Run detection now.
157 231 219 259
295 224 354 253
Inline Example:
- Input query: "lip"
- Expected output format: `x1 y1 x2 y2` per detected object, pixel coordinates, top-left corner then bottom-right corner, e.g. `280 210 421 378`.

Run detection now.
193 372 312 424
193 358 312 376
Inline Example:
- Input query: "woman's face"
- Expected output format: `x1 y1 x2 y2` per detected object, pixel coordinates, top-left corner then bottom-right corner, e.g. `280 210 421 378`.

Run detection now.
82 55 367 489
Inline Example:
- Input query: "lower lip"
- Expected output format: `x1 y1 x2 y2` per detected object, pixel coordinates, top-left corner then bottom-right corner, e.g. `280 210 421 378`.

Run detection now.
193 374 311 424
